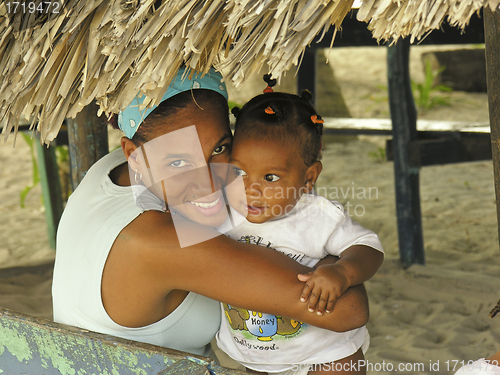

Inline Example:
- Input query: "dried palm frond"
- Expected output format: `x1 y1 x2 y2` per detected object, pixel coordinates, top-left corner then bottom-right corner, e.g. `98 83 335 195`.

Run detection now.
357 0 500 44
220 0 354 85
1 0 497 145
0 0 355 145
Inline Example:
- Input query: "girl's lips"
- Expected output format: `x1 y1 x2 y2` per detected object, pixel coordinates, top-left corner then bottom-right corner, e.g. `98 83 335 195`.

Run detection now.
247 205 266 215
189 196 224 216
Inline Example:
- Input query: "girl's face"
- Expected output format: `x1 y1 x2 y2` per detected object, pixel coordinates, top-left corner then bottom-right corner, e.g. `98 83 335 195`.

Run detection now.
227 135 321 224
129 104 232 228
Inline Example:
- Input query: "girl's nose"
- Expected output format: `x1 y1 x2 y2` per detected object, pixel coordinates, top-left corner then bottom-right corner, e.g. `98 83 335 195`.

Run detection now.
245 181 262 198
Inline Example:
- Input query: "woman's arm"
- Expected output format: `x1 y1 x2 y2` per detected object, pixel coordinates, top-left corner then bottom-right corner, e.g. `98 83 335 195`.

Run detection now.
106 212 368 332
169 233 369 331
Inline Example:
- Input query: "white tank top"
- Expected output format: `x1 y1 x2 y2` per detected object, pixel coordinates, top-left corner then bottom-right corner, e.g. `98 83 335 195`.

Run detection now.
52 149 220 356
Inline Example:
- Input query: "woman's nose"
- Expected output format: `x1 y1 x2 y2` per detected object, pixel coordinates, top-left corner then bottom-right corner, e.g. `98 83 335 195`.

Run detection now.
186 166 217 198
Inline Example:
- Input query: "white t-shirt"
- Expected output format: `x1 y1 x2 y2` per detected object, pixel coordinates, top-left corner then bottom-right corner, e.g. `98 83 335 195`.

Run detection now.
216 194 384 372
52 149 220 357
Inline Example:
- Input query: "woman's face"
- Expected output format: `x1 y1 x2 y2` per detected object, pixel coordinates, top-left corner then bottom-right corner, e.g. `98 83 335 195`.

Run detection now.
131 103 233 228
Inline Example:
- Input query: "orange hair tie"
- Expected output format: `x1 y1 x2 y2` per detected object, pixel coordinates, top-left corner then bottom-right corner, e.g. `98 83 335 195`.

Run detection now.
263 74 276 93
265 106 275 115
311 115 324 124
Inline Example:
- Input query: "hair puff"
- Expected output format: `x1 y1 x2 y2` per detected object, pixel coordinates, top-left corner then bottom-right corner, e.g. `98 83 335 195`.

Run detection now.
300 90 313 103
263 74 277 88
231 106 241 118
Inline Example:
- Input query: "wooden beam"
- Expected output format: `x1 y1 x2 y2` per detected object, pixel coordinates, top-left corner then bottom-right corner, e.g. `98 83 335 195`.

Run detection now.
387 38 425 267
386 133 492 167
66 102 109 190
484 7 500 248
156 358 214 375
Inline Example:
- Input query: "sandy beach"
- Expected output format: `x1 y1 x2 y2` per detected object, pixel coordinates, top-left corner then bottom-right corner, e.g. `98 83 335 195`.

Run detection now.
0 46 498 374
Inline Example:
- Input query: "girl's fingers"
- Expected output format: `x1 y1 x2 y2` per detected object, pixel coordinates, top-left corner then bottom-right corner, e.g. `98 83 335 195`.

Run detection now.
307 286 321 313
325 298 337 314
300 282 313 303
297 273 312 282
316 292 329 316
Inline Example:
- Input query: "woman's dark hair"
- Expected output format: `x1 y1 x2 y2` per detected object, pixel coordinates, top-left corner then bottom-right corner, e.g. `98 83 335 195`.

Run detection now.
112 89 229 145
232 90 323 166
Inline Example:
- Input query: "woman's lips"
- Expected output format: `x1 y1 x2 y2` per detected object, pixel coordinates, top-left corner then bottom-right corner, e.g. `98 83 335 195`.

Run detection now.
189 196 224 216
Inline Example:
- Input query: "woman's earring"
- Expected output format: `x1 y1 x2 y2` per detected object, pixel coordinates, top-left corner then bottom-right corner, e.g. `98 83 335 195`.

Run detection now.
134 169 143 184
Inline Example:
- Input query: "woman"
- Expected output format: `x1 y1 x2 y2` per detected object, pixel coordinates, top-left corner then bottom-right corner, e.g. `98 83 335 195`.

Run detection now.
52 67 383 358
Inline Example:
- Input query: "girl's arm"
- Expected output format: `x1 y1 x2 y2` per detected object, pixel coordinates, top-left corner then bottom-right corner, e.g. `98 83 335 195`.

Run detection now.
333 244 384 285
111 211 368 332
298 245 384 315
294 200 384 314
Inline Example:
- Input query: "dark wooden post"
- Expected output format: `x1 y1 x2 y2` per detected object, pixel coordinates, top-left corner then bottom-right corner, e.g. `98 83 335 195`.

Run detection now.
297 49 317 105
66 102 109 190
484 6 500 247
35 141 63 249
387 38 425 267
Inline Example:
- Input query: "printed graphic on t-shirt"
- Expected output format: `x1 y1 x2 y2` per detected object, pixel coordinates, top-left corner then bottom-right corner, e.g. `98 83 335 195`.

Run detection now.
230 234 307 264
223 232 308 348
223 303 305 346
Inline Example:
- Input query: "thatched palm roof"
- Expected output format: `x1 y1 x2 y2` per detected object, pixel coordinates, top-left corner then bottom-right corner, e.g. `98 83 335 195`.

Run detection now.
357 0 500 43
0 0 498 144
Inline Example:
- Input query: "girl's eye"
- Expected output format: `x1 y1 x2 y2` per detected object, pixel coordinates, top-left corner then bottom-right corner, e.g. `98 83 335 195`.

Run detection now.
264 174 280 182
212 144 228 156
170 160 189 168
233 167 247 177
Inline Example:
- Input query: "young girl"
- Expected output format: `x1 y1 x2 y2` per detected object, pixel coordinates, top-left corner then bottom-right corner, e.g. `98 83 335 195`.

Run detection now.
216 77 385 375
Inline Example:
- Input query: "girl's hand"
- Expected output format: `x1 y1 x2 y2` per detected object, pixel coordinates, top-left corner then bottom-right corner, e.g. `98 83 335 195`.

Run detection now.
297 264 350 315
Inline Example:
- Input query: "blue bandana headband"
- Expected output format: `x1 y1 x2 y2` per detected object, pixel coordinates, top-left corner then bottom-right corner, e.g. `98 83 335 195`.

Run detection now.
118 67 228 139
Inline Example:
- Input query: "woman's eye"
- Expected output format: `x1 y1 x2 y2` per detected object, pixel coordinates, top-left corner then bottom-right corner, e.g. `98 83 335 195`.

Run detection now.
170 160 189 168
212 144 228 156
265 174 280 182
233 167 247 177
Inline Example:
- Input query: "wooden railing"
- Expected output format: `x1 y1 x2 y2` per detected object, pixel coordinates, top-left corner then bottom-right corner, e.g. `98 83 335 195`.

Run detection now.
0 307 246 375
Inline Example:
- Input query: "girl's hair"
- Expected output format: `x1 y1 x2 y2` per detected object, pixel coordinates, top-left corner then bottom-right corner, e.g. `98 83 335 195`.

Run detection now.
232 90 323 166
111 89 228 145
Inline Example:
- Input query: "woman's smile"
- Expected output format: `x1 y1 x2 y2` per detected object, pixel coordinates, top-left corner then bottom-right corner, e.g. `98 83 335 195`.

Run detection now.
190 196 221 208
188 194 224 216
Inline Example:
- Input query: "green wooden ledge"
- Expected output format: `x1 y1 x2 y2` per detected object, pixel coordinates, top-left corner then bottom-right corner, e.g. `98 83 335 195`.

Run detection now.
0 307 245 375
